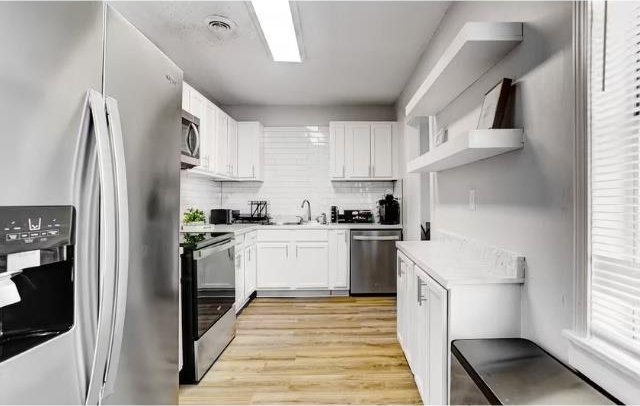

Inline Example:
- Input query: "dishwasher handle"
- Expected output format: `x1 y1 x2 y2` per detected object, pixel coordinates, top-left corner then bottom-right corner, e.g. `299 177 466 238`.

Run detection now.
353 235 401 241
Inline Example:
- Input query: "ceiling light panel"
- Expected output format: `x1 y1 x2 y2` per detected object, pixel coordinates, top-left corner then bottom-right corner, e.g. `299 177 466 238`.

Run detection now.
251 0 301 63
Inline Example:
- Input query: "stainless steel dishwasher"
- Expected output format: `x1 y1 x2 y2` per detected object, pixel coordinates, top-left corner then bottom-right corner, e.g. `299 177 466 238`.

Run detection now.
350 229 402 294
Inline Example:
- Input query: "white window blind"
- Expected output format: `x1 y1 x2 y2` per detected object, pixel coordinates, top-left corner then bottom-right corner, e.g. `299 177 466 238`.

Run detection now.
589 1 640 357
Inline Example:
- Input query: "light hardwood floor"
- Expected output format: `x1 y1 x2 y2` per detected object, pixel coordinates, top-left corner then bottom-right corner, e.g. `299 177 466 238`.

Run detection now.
179 296 421 405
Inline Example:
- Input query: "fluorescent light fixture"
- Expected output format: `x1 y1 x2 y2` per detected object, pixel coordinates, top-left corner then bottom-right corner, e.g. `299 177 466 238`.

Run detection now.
252 0 301 62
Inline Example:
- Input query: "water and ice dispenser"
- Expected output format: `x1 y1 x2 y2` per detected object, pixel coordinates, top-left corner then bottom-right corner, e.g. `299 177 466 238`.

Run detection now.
0 206 75 362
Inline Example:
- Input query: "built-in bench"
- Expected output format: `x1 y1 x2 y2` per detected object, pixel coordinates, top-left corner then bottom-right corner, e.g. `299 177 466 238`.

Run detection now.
451 338 619 405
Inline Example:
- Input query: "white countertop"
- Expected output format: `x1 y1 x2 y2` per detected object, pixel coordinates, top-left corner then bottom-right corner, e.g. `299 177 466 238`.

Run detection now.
396 241 524 289
192 223 403 235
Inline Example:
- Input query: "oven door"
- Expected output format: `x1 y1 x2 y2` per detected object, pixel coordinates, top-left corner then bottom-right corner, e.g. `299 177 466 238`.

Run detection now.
193 240 235 339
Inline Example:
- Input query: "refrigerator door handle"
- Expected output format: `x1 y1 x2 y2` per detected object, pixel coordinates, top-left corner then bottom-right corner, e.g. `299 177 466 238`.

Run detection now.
101 96 130 397
84 89 119 406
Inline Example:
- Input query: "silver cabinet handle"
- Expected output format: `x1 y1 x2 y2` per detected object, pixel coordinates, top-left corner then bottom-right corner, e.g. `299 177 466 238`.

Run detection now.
83 89 118 406
286 245 289 258
342 164 345 177
417 276 427 305
353 235 400 241
252 165 255 178
102 96 131 397
194 240 236 260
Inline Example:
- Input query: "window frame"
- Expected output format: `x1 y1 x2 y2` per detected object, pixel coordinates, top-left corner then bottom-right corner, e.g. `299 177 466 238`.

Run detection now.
568 2 640 403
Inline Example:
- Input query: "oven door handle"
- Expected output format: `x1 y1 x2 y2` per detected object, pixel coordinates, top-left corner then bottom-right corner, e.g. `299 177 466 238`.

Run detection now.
194 240 236 261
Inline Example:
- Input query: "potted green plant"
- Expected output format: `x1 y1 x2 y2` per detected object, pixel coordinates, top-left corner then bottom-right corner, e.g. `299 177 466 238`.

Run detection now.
183 208 205 225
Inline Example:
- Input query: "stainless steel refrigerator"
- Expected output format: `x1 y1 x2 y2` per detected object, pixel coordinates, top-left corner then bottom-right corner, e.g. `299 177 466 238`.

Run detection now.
0 2 181 404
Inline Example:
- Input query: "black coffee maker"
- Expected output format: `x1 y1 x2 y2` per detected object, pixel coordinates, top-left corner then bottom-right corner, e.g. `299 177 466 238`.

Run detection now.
378 193 400 225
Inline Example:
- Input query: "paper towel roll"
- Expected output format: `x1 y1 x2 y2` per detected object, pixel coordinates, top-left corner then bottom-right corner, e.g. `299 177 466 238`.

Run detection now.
0 277 21 308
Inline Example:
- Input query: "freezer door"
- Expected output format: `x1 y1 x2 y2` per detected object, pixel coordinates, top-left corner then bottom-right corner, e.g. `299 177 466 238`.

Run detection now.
101 5 182 404
0 3 105 404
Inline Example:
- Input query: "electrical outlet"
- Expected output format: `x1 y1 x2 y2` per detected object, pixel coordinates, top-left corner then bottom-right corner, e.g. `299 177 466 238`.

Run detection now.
469 189 476 211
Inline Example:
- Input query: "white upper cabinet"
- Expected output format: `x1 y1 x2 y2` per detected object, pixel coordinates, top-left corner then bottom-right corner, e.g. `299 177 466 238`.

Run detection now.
182 83 191 111
330 121 397 180
227 117 238 177
330 123 346 179
371 123 394 178
214 108 229 176
182 82 259 181
345 123 371 178
237 122 263 181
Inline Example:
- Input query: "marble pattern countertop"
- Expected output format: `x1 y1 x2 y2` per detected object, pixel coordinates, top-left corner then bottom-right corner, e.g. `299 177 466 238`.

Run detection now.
207 223 403 235
396 240 525 289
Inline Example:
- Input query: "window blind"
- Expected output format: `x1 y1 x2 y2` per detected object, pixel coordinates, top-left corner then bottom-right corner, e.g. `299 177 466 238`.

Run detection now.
589 1 640 356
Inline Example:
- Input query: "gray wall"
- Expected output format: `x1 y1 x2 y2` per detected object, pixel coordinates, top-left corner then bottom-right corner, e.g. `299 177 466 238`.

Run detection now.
221 104 396 127
395 1 574 361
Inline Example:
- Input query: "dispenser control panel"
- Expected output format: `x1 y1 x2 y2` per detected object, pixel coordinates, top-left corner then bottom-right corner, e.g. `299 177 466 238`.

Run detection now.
0 206 74 255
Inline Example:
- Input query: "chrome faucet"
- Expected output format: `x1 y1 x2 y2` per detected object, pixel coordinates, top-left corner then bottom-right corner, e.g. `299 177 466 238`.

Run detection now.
301 199 311 222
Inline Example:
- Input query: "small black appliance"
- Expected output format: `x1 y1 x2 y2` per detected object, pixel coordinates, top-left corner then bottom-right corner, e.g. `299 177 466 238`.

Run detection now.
378 194 400 225
210 209 233 225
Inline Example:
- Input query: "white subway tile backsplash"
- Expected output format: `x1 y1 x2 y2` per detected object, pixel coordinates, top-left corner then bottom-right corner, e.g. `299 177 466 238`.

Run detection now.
180 126 393 221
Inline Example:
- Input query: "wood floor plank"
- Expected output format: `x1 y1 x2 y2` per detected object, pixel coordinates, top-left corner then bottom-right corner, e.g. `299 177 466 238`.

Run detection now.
179 296 420 405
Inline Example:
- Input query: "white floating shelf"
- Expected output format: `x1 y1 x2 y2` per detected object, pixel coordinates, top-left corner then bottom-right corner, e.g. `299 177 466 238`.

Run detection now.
407 129 524 173
405 22 523 123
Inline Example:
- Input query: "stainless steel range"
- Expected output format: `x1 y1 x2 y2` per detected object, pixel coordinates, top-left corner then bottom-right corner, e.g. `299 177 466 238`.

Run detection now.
179 231 237 383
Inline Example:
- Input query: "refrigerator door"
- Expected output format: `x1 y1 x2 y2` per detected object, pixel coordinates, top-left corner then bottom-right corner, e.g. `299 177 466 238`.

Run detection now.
0 3 105 404
101 5 182 404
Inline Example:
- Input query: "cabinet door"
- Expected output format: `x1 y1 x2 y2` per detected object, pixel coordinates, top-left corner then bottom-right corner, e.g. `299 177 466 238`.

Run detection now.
215 109 229 175
204 102 218 172
425 274 448 405
405 261 416 371
345 123 371 178
227 118 238 177
256 243 291 289
244 245 257 297
397 252 411 349
235 251 245 312
295 243 329 289
329 230 349 289
414 271 429 401
189 90 207 168
182 83 191 112
371 123 393 178
330 123 346 179
237 122 259 179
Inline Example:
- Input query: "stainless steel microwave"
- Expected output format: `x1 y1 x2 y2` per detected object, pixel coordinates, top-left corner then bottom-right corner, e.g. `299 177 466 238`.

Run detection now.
181 110 200 169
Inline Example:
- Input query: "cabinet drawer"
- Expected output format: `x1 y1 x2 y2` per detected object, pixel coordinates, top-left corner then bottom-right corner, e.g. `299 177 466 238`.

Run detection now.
295 229 328 241
257 229 293 242
235 233 246 249
246 231 257 245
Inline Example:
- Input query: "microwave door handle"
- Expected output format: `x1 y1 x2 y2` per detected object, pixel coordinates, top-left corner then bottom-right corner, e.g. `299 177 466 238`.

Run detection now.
101 96 130 398
83 89 118 406
188 122 200 156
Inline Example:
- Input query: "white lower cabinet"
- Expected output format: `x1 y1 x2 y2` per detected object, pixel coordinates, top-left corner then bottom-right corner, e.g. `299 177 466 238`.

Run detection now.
256 228 350 293
256 242 292 289
235 232 258 313
329 230 349 289
396 247 522 405
397 251 447 404
244 243 257 297
295 243 329 288
234 250 244 311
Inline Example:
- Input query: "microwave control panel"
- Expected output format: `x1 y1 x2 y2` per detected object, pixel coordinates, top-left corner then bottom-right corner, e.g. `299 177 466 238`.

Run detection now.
0 206 74 255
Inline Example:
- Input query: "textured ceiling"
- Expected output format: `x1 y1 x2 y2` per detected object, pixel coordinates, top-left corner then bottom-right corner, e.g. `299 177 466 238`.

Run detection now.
113 1 450 105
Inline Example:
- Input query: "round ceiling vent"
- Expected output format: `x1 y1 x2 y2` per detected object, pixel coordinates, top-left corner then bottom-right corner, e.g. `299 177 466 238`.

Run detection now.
205 15 237 36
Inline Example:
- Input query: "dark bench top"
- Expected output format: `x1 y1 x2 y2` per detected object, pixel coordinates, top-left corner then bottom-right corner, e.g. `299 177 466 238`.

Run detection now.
452 338 617 405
